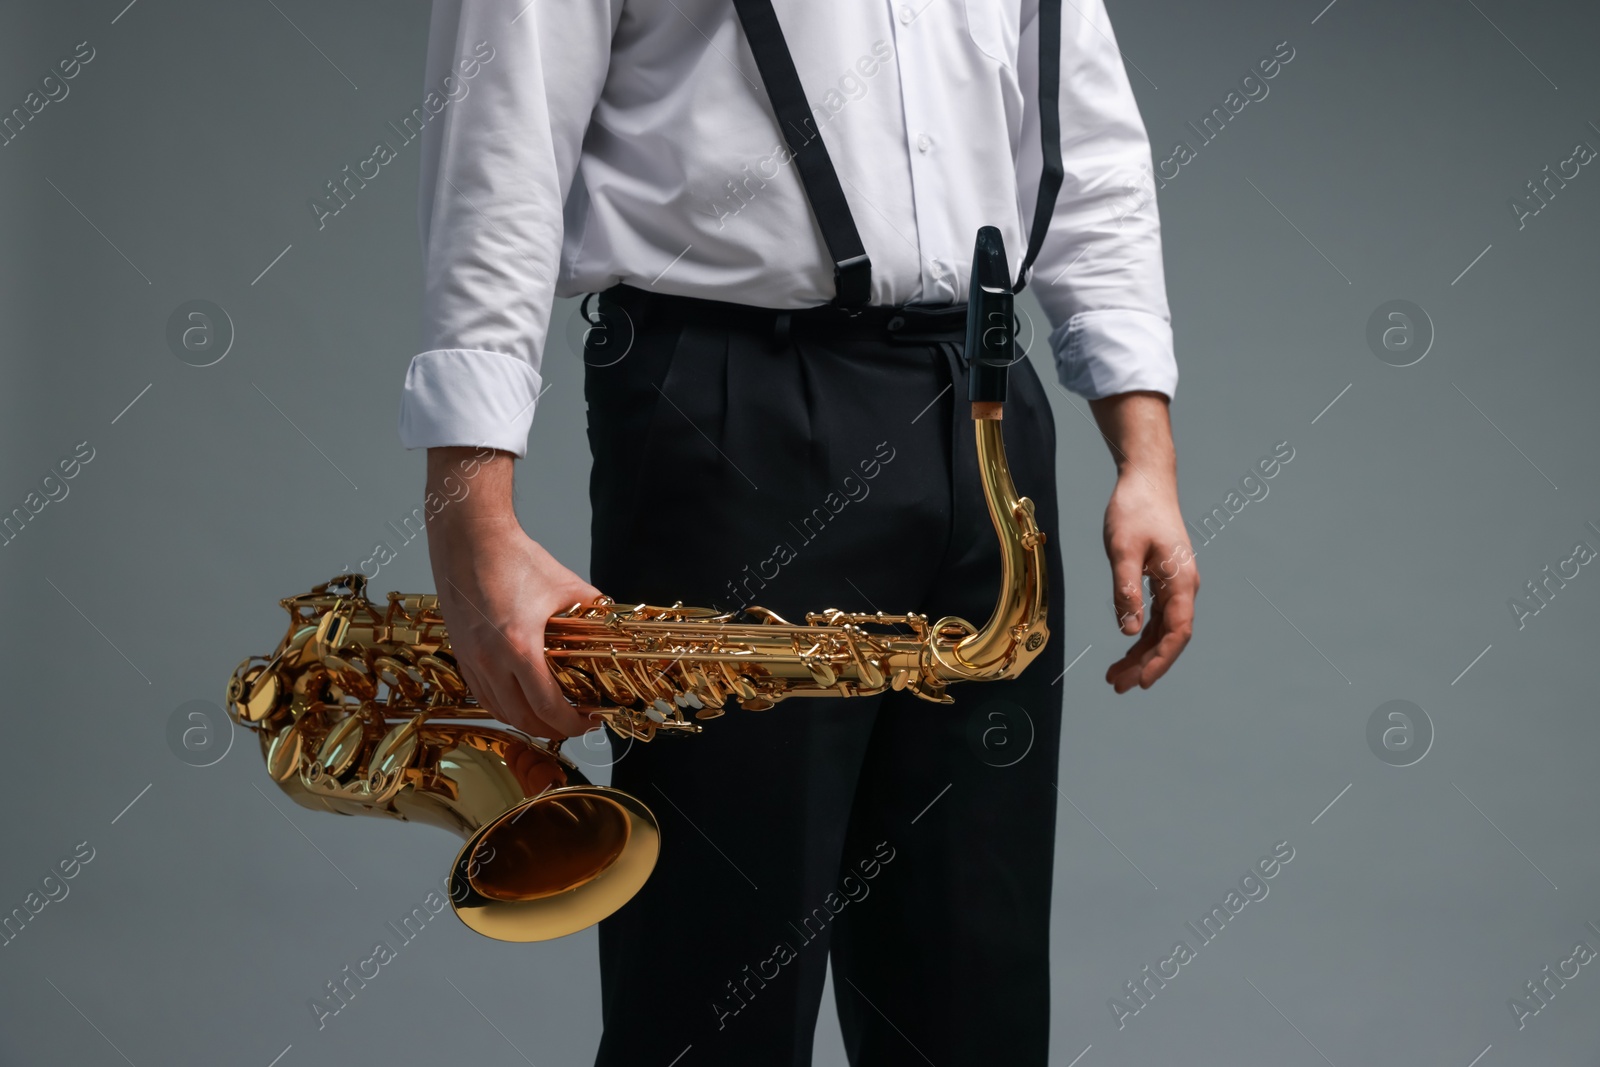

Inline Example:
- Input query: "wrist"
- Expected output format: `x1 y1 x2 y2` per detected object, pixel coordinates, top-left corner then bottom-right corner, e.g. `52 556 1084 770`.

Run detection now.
430 507 522 541
1117 466 1179 504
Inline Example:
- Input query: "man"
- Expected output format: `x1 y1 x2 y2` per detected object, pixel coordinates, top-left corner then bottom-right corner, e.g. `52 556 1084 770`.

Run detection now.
401 0 1197 1062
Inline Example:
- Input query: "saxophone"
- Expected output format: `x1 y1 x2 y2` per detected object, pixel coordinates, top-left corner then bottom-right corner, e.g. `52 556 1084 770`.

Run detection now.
226 227 1049 942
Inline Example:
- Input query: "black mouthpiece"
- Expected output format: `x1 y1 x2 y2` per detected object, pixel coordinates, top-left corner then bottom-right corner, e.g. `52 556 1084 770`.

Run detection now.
965 226 1014 405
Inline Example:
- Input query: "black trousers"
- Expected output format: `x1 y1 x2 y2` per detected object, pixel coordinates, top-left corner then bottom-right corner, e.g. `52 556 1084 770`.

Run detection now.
583 284 1067 1066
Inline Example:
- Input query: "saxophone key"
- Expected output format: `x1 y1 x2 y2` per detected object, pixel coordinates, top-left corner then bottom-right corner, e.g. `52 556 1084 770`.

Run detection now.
683 666 725 709
235 662 282 724
315 711 368 780
416 653 469 698
626 661 675 704
373 655 424 704
312 600 354 659
266 720 306 783
320 652 376 701
550 663 603 707
370 713 424 785
803 657 838 688
717 661 759 702
594 666 637 708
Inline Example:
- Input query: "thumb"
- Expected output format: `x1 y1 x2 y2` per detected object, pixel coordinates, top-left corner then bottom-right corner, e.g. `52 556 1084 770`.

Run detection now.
1110 545 1146 635
555 577 605 613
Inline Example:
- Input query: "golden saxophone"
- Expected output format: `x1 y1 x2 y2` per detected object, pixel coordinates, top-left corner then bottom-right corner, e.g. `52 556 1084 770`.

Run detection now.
226 227 1049 942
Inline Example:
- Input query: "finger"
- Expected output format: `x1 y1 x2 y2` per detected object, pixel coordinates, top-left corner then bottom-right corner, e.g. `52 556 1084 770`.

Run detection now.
1135 581 1196 689
1104 615 1160 677
455 655 495 713
1105 540 1162 689
1115 568 1195 691
553 578 606 614
478 662 576 739
1108 540 1147 636
1106 627 1161 692
1107 656 1151 692
509 664 591 738
541 583 609 730
506 625 592 738
451 631 558 736
458 656 536 733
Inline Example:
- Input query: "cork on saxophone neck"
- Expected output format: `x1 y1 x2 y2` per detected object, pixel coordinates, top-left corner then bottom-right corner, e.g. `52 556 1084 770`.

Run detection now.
971 401 1004 420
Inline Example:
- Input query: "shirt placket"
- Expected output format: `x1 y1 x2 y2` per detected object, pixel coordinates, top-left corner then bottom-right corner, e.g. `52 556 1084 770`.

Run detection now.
886 0 960 305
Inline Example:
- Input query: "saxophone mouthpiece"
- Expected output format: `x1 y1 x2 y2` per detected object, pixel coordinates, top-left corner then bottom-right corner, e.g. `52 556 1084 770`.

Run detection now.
966 225 1014 418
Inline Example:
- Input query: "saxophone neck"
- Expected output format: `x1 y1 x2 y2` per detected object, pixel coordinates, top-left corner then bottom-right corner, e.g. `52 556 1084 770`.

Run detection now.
931 225 1050 681
946 404 1049 678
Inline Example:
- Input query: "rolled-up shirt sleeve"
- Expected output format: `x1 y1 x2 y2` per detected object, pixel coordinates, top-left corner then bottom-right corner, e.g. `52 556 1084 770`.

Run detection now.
399 0 616 457
1016 0 1177 401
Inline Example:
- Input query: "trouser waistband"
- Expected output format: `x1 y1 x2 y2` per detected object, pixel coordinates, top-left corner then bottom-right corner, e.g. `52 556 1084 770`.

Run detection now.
593 283 970 345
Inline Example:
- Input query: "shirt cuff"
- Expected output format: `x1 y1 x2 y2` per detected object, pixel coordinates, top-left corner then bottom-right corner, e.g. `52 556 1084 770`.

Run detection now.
397 348 543 458
1049 308 1178 400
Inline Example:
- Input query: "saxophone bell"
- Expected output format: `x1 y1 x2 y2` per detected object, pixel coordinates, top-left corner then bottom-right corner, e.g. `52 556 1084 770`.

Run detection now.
228 625 662 943
447 777 660 942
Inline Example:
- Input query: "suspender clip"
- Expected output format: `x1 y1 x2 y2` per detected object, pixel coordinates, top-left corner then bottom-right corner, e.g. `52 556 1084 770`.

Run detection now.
831 253 872 309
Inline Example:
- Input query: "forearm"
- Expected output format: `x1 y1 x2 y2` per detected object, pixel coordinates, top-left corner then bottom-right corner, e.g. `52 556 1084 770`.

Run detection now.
426 446 518 535
1087 390 1178 489
423 445 601 736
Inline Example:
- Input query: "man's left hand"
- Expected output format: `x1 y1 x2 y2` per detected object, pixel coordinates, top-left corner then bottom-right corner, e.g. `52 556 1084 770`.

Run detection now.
1087 391 1199 693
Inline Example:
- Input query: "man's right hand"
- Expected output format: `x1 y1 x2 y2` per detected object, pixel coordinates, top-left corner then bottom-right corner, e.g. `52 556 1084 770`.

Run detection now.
423 446 602 740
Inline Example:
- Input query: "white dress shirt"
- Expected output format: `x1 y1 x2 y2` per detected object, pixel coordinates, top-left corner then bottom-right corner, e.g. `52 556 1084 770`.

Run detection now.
399 0 1176 457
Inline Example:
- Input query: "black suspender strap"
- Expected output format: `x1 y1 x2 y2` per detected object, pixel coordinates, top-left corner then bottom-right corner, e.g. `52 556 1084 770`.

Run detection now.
1016 0 1063 293
731 0 1065 303
732 0 873 306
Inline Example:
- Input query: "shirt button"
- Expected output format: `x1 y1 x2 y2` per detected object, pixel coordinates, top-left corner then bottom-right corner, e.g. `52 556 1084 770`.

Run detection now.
898 5 914 23
917 133 932 153
930 260 943 278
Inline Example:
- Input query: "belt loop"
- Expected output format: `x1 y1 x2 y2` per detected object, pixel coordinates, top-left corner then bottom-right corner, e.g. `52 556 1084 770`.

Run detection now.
946 338 970 370
772 311 792 351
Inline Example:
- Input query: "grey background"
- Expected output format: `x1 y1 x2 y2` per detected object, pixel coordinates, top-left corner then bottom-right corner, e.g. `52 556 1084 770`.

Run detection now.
2 0 1597 1064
